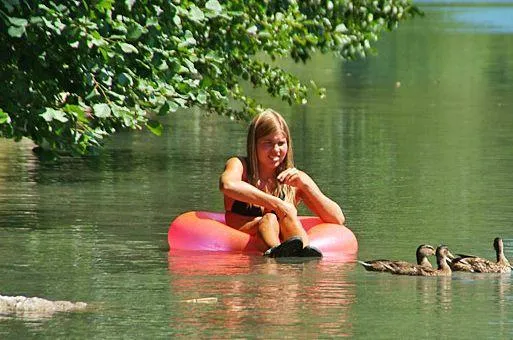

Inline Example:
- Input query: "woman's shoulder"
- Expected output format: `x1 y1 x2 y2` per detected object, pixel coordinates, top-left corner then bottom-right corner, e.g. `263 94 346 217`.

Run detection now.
226 156 248 167
224 156 248 177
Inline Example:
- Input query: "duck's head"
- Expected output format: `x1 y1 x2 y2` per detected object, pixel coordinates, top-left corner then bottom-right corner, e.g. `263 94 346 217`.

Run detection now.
415 244 435 265
416 244 435 255
435 245 451 266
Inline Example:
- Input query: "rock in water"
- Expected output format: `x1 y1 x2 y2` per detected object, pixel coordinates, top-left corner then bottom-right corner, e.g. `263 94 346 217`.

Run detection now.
0 295 87 318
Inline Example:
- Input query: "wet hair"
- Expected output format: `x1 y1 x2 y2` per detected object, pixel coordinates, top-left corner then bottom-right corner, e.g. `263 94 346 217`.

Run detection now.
246 108 296 203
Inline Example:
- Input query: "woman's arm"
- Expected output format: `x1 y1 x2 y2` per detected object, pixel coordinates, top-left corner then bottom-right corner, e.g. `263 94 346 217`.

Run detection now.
219 157 289 217
278 168 345 225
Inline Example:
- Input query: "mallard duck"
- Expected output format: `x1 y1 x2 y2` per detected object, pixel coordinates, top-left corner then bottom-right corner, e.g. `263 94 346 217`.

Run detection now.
450 237 512 273
358 244 435 273
388 245 452 276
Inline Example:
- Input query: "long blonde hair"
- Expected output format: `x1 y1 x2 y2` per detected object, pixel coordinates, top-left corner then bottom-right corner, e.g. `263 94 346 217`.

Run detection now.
246 109 296 204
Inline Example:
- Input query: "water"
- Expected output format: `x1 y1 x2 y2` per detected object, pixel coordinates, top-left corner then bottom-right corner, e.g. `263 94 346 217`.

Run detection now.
2 2 513 338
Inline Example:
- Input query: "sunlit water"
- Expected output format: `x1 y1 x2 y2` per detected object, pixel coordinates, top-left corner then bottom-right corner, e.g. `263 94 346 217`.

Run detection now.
2 2 513 338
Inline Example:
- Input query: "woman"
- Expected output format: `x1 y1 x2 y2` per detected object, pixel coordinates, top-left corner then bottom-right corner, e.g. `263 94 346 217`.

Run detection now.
219 109 345 257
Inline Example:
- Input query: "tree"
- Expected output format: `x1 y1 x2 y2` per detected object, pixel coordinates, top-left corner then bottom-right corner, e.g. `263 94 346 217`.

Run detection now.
0 0 421 155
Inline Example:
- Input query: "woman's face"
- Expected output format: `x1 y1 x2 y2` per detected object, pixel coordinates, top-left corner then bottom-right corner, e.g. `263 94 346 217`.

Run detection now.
256 131 288 172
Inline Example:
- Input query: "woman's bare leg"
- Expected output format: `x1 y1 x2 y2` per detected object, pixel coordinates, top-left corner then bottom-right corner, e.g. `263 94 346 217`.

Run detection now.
225 212 280 250
225 211 307 250
258 213 280 248
279 213 309 247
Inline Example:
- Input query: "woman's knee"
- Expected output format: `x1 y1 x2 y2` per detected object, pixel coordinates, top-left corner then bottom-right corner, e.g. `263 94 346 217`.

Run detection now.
281 208 300 225
258 213 279 232
262 212 279 223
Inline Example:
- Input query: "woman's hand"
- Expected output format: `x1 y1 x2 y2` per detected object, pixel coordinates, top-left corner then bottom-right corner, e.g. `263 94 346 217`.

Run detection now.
277 167 308 189
265 199 297 220
278 167 345 225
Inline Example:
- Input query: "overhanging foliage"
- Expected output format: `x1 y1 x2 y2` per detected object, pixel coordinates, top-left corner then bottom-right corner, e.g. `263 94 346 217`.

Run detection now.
0 0 421 155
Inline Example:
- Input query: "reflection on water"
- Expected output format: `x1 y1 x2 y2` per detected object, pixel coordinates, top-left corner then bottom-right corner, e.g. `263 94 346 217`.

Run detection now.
168 252 356 337
420 1 513 34
354 272 513 338
416 276 453 312
0 139 40 230
441 6 513 33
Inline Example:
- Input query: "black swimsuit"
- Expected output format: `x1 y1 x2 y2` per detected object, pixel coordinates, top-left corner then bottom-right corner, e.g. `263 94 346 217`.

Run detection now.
229 192 286 217
227 157 287 217
230 200 263 217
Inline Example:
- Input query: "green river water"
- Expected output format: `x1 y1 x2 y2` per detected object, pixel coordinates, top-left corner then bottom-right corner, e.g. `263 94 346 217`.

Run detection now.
1 2 513 338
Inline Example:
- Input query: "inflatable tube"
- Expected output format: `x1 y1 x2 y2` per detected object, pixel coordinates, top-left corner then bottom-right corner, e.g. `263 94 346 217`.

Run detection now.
168 211 358 257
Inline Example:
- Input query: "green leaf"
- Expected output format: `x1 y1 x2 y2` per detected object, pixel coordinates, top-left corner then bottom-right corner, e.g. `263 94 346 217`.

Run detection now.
183 58 197 74
127 23 144 40
182 30 196 46
0 109 11 124
111 105 135 127
8 17 28 27
146 17 159 27
64 104 88 123
173 15 181 27
335 23 348 33
167 101 180 113
158 102 169 116
2 0 19 13
119 42 138 54
41 108 68 123
85 88 100 100
146 119 163 136
89 34 107 47
117 72 133 86
247 25 257 35
8 25 26 38
205 0 222 15
29 16 43 24
189 5 205 22
125 0 135 10
196 91 207 104
96 0 115 12
93 103 111 118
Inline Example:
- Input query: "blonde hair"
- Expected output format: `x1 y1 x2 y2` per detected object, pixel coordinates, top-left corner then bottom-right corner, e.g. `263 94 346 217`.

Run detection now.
246 108 296 204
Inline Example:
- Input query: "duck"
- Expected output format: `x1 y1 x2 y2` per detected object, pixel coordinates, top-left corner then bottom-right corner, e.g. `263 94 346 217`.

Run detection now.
388 245 452 277
449 237 512 273
358 244 435 273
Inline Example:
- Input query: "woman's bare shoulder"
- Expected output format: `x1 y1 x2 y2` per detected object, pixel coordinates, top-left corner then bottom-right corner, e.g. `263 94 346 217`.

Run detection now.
223 156 248 178
225 156 247 167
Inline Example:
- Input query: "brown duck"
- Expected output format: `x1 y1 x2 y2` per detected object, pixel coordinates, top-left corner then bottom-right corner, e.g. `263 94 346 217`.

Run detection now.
450 237 512 273
388 245 452 276
358 244 435 273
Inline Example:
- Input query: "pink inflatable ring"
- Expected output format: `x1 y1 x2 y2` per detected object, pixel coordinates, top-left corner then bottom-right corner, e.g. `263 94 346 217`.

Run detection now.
168 211 358 258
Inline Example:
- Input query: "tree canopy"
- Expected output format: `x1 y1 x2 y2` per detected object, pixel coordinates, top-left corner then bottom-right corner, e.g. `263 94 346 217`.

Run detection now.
0 0 421 155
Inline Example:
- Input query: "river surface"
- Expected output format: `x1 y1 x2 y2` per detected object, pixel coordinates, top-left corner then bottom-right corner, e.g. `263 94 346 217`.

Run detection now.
1 1 513 338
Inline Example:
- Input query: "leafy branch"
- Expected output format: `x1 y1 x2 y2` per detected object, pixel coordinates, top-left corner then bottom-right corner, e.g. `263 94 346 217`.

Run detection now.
0 0 422 156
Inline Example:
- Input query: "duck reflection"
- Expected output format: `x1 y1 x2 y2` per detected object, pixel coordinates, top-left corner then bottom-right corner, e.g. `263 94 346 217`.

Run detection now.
496 274 511 336
416 275 453 313
167 251 357 337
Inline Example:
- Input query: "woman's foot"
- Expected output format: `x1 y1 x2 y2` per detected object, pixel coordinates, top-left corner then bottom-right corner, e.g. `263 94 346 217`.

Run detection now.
263 236 303 258
298 245 323 258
